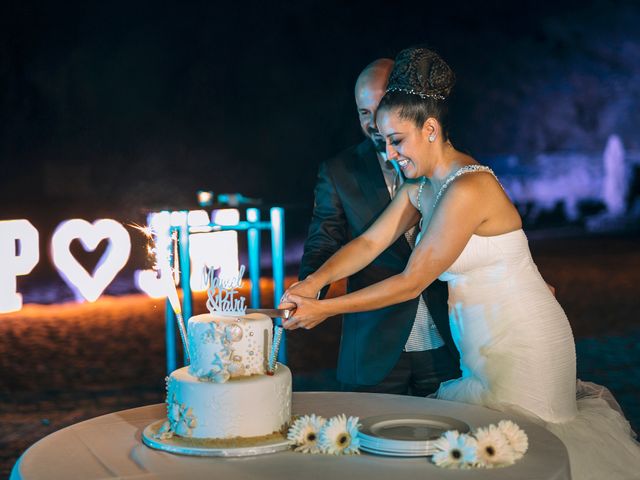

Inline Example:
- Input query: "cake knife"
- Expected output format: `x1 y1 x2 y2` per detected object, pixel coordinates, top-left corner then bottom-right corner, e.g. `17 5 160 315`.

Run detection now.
245 308 294 319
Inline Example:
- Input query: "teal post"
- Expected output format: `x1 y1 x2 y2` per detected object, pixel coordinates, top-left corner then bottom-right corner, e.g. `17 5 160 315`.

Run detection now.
247 208 261 308
178 215 192 366
165 299 176 373
270 207 286 364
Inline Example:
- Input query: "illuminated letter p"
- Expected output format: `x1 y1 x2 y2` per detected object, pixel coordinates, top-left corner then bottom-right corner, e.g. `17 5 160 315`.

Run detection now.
0 220 39 313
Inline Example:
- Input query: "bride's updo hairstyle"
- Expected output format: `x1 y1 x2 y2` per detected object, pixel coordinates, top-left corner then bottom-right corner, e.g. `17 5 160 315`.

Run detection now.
378 46 455 140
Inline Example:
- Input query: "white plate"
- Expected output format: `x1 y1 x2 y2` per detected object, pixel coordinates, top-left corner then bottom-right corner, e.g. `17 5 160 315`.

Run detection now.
358 414 469 456
360 444 437 457
142 420 292 457
359 439 439 454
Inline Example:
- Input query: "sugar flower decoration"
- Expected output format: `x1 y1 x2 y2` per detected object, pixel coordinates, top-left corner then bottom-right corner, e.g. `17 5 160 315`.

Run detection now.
287 414 326 453
204 354 232 383
174 406 197 436
498 420 528 459
432 430 477 468
474 424 516 468
318 414 361 455
153 420 174 440
167 394 198 436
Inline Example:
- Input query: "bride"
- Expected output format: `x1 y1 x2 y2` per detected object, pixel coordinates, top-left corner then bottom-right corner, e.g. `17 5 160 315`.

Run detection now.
280 46 640 478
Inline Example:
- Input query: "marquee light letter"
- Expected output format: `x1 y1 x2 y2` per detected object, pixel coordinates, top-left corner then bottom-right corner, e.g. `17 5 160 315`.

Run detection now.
51 219 131 302
189 209 239 291
134 211 174 298
0 220 39 313
135 209 240 296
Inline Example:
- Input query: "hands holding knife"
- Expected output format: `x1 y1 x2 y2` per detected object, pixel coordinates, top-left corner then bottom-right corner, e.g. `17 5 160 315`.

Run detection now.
275 278 332 330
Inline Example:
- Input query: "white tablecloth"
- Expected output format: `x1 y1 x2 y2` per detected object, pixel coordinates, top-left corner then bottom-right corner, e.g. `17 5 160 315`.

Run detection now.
11 392 571 479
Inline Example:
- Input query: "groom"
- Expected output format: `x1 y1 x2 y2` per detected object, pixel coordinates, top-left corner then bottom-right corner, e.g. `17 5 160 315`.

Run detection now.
298 58 460 395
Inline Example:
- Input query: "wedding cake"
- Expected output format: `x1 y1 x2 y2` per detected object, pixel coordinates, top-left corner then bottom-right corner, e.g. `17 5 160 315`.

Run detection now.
158 267 292 441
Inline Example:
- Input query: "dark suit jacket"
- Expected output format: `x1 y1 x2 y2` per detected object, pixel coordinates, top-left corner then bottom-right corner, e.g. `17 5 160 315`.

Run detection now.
299 139 459 385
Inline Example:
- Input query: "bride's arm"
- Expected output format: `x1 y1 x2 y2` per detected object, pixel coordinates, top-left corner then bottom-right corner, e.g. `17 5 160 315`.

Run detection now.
287 183 420 297
284 175 491 328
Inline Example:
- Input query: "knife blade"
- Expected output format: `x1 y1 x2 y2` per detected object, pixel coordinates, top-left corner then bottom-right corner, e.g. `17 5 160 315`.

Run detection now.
245 308 294 319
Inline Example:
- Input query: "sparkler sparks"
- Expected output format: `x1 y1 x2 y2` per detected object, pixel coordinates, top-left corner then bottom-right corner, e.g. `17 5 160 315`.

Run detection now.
130 222 190 361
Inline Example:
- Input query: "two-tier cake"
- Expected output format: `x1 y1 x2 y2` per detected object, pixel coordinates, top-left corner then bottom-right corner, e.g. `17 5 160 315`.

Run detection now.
156 266 292 441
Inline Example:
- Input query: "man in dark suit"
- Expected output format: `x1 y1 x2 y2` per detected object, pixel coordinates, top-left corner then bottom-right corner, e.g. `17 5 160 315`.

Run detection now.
296 59 460 395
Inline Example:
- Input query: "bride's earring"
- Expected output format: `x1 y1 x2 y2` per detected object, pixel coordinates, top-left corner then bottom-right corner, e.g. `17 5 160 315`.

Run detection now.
428 133 436 143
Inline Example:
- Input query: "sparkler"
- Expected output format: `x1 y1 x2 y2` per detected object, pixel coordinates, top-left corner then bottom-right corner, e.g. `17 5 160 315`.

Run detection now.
267 325 283 374
131 222 190 362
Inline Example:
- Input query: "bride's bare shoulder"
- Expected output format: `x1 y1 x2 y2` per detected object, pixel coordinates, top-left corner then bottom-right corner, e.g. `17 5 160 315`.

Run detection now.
444 169 505 208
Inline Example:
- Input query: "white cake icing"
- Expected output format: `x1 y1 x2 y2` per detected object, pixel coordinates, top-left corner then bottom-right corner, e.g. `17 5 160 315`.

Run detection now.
187 313 272 381
166 362 292 439
161 311 292 440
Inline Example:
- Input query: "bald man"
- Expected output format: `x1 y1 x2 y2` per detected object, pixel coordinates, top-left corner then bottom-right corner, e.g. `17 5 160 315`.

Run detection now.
299 59 460 395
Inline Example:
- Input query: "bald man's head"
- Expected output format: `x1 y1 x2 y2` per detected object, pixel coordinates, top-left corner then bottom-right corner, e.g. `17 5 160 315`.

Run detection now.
355 59 394 152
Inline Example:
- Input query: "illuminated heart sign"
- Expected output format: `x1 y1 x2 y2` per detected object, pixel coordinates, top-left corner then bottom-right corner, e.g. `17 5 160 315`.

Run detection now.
51 219 131 302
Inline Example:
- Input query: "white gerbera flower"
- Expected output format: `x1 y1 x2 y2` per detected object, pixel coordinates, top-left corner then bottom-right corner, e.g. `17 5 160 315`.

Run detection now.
287 414 326 453
318 414 361 455
497 420 528 459
432 430 477 468
474 424 516 468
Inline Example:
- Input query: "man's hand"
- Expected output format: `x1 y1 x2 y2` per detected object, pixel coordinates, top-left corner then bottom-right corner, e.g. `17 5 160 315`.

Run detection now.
279 278 322 307
279 294 330 331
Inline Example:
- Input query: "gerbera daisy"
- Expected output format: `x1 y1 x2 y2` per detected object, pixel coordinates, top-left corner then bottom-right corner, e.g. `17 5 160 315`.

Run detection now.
318 414 361 455
497 420 528 459
432 430 477 468
474 424 516 468
287 414 326 453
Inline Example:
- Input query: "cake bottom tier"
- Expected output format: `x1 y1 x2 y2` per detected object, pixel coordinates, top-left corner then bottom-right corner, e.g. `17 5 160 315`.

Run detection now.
166 363 292 439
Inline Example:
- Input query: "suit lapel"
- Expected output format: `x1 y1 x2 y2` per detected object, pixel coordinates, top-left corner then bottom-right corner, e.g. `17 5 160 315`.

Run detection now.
354 141 390 215
354 141 413 257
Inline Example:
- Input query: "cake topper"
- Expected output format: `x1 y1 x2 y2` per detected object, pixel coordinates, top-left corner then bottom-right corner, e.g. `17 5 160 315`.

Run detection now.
205 265 247 315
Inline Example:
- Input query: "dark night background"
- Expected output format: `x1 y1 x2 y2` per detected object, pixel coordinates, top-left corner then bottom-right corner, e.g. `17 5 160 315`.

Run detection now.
2 1 640 477
3 0 640 226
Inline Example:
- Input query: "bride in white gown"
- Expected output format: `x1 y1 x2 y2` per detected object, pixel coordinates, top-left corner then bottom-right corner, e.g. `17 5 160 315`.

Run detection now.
281 47 640 479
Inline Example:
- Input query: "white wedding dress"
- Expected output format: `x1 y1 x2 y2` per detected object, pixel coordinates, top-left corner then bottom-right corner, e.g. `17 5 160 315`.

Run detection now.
422 166 640 479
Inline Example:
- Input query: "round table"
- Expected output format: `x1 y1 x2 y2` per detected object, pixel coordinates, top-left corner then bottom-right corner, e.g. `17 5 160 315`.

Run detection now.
11 392 571 479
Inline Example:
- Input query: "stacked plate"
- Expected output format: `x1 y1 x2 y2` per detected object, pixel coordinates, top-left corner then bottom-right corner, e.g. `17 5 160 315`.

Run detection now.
358 414 470 457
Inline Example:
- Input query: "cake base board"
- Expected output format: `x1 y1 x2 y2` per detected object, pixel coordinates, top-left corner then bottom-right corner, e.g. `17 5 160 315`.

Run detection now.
142 420 292 457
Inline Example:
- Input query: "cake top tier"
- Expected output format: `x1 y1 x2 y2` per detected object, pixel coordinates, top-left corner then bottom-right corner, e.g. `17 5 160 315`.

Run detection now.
187 313 273 382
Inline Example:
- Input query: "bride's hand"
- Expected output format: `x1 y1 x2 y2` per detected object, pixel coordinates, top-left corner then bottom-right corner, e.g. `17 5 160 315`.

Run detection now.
278 278 322 311
280 294 330 330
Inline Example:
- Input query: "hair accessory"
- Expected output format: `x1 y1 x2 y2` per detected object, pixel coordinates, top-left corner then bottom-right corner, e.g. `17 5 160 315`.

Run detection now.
385 47 455 101
386 87 446 101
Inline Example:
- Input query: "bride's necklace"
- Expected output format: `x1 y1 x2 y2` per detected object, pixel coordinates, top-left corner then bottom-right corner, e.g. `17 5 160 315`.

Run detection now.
417 164 495 212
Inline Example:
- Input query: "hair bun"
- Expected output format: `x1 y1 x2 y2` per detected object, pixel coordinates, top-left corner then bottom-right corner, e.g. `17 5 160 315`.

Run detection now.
387 47 455 100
